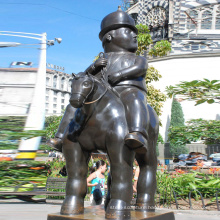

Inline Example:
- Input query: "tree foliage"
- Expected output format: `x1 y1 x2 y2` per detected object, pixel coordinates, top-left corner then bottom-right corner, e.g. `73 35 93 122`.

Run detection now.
169 119 220 147
136 24 171 57
0 117 45 150
169 98 187 155
170 98 185 127
45 115 63 139
166 79 220 105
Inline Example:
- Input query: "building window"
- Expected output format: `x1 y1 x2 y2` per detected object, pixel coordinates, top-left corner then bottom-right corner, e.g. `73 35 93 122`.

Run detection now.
61 99 64 103
53 97 57 102
61 93 65 97
53 75 57 88
61 77 65 90
187 10 198 30
145 7 168 27
46 77 50 86
46 109 48 113
46 89 49 95
61 105 65 110
53 104 57 108
46 96 49 101
53 110 56 113
46 103 49 108
201 10 212 29
53 91 58 96
68 79 72 91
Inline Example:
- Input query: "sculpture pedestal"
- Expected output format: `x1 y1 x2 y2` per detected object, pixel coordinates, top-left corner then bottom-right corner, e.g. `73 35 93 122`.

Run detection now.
47 205 175 220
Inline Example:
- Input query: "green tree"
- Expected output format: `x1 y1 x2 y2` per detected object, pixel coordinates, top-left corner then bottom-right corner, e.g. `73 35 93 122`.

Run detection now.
166 79 220 105
45 115 63 139
169 98 188 156
170 98 185 127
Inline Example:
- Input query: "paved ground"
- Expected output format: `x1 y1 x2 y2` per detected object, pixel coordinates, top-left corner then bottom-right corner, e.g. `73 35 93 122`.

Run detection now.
0 199 220 220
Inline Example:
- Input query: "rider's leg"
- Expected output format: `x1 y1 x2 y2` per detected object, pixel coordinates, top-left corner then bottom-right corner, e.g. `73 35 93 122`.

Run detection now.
60 131 90 215
106 137 135 219
48 104 76 151
115 86 149 153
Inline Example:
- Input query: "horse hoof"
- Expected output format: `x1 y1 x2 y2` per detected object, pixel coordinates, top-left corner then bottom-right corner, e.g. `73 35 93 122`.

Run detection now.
135 202 155 212
60 196 84 215
105 199 131 219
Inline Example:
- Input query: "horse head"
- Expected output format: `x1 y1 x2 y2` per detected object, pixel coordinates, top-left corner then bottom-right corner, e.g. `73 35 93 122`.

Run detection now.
69 72 94 108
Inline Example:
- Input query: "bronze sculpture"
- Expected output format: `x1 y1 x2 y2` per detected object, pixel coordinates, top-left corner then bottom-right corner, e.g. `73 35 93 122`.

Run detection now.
49 7 160 219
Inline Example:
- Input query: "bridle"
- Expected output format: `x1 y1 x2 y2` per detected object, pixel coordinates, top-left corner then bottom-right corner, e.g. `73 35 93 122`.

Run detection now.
71 74 107 105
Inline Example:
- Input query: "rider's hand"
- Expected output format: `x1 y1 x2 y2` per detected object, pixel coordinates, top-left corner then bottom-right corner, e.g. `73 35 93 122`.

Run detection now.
94 58 108 68
108 72 122 85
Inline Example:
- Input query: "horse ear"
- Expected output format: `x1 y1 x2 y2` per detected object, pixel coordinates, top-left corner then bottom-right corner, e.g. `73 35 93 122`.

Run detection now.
72 73 76 78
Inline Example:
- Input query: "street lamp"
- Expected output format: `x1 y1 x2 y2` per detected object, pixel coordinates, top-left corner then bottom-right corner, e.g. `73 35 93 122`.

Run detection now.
0 31 61 160
0 42 21 47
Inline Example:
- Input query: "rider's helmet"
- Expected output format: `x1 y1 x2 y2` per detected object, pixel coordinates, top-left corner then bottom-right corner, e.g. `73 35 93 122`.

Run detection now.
99 6 138 40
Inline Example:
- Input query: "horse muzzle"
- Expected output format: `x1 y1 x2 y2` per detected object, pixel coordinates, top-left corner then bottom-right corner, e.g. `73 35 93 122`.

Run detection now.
69 94 85 108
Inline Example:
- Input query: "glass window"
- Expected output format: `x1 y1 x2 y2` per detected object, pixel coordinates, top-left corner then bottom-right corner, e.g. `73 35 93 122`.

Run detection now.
201 10 212 29
46 77 50 86
53 75 57 88
46 89 49 95
53 110 56 113
46 103 49 108
46 96 49 101
216 16 220 29
187 10 198 30
46 109 48 113
53 91 58 96
191 44 199 50
61 77 65 90
61 105 65 110
61 99 64 103
53 98 57 102
53 104 57 108
61 93 65 97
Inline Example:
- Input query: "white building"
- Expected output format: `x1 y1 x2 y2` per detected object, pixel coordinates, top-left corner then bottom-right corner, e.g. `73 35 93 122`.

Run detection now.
127 0 220 141
0 68 72 116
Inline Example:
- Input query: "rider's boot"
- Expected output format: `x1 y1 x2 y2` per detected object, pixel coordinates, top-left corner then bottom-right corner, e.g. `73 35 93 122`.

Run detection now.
125 132 148 154
47 137 63 152
60 195 84 215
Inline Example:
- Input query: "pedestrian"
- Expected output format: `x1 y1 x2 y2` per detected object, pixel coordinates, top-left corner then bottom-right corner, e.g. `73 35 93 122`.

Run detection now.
87 160 107 205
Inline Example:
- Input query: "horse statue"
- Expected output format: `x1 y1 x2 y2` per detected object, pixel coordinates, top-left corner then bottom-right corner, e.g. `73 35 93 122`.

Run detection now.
60 71 159 219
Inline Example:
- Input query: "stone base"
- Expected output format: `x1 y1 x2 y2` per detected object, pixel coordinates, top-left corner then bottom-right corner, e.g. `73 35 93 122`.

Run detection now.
47 205 175 220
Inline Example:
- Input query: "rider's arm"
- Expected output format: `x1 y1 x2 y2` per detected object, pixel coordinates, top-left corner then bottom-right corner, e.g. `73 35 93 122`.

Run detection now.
108 56 148 85
85 57 107 75
119 56 148 79
87 172 98 187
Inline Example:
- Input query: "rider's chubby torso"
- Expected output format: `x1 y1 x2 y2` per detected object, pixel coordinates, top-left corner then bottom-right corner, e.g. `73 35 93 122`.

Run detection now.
96 52 148 93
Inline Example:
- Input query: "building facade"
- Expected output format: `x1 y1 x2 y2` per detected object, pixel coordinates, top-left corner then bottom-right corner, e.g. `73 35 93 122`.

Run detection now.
127 0 220 141
0 68 72 116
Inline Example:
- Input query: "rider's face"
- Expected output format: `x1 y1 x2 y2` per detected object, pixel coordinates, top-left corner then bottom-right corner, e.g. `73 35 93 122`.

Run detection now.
111 27 138 52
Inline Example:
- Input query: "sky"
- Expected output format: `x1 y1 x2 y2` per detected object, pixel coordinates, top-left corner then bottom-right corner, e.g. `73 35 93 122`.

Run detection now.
0 0 123 74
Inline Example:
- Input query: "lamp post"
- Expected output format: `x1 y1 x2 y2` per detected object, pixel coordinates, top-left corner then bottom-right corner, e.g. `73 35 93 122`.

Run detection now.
0 31 61 160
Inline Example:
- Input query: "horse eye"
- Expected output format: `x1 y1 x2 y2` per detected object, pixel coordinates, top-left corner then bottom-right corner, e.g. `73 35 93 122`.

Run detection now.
83 81 90 87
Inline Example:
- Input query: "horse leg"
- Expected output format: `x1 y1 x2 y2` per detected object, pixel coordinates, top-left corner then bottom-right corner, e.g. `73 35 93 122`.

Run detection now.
106 140 135 219
104 172 111 211
135 138 157 212
60 133 90 215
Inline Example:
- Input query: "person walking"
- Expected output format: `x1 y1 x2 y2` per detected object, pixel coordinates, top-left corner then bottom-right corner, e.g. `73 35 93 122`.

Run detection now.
87 160 107 205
